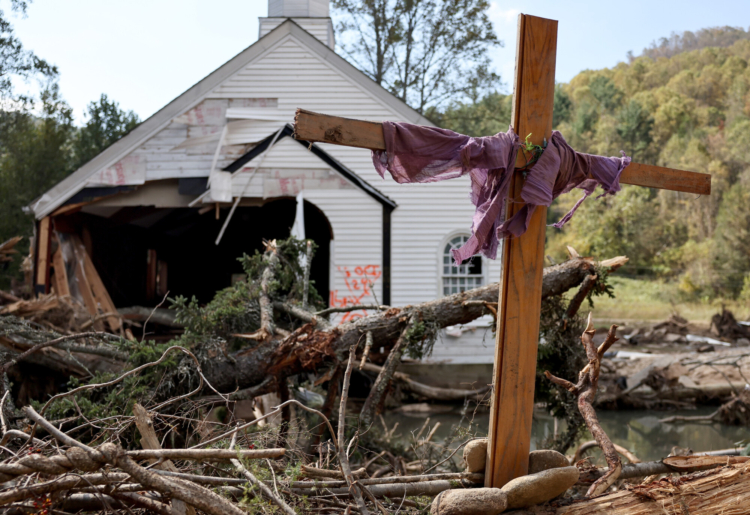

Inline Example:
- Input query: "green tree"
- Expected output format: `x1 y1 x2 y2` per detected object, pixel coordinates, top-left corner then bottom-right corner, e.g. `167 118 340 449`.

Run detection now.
589 76 622 112
71 94 140 170
712 183 750 297
552 85 572 128
616 99 654 162
428 91 511 136
333 0 501 112
0 0 57 100
0 86 74 284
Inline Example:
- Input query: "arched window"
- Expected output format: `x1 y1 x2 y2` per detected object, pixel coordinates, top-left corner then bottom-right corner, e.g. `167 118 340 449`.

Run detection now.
442 235 484 295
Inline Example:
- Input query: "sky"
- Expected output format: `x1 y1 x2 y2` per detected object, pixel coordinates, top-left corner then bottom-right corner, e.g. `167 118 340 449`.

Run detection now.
9 0 750 123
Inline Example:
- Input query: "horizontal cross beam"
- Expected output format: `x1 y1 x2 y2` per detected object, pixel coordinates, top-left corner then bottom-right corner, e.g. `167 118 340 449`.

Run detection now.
293 109 711 196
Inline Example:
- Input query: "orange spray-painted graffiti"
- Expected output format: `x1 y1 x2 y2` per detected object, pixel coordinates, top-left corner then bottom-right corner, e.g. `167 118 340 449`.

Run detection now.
329 265 382 323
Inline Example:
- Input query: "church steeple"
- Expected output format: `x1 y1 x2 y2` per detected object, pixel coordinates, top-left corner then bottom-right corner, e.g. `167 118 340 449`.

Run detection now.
259 0 335 49
268 0 329 17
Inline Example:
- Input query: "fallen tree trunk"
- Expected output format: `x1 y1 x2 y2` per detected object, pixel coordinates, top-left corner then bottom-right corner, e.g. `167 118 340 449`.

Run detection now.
200 254 627 393
0 254 627 397
118 307 181 328
360 362 490 401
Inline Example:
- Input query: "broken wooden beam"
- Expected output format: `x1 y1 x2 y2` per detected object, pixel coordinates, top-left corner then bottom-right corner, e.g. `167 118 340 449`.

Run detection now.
558 462 750 514
293 109 711 196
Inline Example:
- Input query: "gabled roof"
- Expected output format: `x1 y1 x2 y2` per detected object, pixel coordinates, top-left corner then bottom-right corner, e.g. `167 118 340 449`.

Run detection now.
31 19 431 219
225 124 396 208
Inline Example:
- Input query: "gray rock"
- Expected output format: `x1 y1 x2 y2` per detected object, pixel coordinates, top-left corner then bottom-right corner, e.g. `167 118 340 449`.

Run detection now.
430 488 507 515
500 466 579 509
527 450 569 474
463 438 488 473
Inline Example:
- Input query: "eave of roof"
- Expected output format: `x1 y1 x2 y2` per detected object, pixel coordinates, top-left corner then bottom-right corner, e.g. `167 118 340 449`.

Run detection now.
30 19 430 220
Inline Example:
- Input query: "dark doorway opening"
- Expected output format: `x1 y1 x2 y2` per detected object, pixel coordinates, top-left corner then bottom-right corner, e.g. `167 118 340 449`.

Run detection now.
57 198 332 307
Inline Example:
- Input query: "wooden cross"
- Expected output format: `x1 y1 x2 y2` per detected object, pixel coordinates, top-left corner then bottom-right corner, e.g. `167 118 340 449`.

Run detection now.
293 14 710 488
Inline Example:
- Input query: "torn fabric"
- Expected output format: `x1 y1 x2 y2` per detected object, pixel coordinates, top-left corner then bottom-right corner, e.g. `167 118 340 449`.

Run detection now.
372 123 630 264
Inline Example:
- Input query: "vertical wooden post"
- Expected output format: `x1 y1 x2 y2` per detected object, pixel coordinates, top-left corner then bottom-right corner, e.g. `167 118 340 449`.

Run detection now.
485 14 558 488
35 217 52 296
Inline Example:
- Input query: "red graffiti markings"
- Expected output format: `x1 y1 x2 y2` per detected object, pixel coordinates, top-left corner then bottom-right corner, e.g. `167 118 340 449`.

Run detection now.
329 265 382 323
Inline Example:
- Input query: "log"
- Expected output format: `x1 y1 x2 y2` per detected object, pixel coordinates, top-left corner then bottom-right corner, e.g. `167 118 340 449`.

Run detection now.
360 363 489 401
199 254 627 393
296 479 466 499
119 306 181 328
0 254 626 396
557 462 750 514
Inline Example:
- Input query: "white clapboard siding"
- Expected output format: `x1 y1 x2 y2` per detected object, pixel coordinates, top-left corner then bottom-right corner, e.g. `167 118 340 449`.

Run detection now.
228 137 355 198
428 324 497 364
204 34 498 361
304 189 383 324
268 0 329 18
75 27 497 363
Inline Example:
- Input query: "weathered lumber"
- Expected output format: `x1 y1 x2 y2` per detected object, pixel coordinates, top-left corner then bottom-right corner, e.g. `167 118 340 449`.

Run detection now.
292 114 710 195
578 453 750 484
133 403 192 515
486 14 557 488
35 218 51 293
558 462 750 514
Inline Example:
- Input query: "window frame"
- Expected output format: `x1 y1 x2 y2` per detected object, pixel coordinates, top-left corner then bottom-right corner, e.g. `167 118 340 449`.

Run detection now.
437 231 489 297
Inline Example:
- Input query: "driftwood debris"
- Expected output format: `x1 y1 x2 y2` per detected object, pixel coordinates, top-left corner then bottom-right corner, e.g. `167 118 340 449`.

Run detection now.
557 462 750 514
545 314 621 497
361 362 490 401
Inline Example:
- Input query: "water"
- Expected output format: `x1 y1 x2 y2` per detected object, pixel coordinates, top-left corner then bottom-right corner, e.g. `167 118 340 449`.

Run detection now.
383 406 749 462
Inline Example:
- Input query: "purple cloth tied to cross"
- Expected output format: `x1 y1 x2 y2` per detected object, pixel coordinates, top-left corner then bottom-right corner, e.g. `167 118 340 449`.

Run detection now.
372 122 631 265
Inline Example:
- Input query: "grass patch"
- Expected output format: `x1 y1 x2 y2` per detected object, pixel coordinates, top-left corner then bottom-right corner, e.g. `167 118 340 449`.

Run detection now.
577 276 750 324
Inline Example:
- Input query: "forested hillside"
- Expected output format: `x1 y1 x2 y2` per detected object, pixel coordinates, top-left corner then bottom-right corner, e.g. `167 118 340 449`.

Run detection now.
433 27 750 301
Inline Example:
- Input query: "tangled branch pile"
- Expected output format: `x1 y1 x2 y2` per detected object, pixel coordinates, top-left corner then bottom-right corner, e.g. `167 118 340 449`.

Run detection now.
0 238 632 513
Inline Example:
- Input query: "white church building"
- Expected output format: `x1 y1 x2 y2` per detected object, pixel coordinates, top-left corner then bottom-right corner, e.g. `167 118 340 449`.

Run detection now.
29 0 499 374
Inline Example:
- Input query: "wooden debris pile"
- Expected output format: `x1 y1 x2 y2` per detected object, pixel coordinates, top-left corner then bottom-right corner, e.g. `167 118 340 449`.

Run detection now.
0 237 22 265
2 281 750 513
0 231 134 338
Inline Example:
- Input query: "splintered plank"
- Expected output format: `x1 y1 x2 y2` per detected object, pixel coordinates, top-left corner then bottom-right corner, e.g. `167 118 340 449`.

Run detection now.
133 403 192 515
80 247 121 332
557 463 750 514
70 238 103 331
292 110 711 196
35 217 51 293
485 14 557 489
51 247 71 297
70 235 121 332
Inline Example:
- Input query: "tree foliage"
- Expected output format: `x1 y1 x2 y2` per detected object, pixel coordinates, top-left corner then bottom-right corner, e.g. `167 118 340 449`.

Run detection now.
0 0 57 101
0 3 140 285
332 0 500 113
638 26 750 61
71 94 139 170
433 26 750 300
